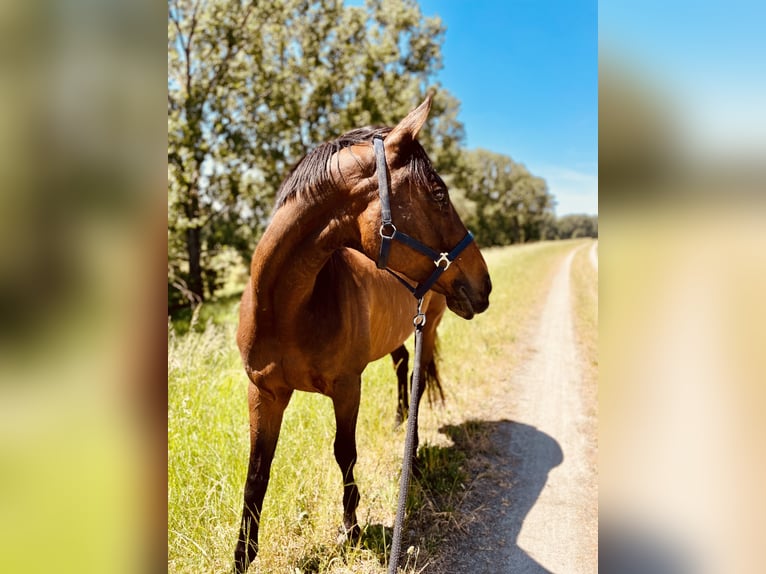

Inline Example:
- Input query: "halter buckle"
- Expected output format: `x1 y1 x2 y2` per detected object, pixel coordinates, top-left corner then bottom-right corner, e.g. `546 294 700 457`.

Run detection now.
434 252 451 270
379 223 397 239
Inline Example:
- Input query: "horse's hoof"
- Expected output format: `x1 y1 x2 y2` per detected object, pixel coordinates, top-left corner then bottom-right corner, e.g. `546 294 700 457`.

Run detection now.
336 524 361 545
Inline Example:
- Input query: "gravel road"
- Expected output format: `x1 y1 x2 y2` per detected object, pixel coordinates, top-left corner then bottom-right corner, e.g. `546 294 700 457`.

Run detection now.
433 245 597 573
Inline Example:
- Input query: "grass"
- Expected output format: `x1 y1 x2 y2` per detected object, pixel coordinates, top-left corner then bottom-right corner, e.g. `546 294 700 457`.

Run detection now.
168 240 587 573
170 291 245 336
569 240 599 475
571 241 598 385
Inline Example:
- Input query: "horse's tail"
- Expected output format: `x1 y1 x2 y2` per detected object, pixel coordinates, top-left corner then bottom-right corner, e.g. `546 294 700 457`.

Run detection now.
423 334 445 406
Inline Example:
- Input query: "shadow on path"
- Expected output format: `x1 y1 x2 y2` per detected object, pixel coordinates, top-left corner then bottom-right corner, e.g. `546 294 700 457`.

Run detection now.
430 419 563 573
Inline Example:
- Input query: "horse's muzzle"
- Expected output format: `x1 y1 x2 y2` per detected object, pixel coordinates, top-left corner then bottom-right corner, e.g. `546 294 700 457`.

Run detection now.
447 275 491 319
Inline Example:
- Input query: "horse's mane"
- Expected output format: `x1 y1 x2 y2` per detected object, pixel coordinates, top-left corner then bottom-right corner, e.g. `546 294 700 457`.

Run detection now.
274 125 440 210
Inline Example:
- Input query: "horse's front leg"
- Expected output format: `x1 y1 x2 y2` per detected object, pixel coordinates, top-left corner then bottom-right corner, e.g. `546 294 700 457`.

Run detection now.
332 380 362 542
233 383 292 573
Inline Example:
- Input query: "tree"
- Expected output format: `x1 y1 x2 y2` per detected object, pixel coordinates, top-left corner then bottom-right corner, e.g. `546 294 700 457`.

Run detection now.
554 214 598 239
452 149 555 247
168 0 464 306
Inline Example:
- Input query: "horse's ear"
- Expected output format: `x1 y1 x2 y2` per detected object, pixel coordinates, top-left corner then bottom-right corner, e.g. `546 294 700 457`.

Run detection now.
384 92 433 163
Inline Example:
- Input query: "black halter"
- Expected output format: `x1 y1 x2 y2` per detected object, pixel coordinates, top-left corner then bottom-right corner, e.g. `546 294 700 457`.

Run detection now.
372 135 474 300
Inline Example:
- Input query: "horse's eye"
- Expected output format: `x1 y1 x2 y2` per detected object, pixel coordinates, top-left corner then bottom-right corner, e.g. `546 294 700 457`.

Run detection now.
433 188 447 203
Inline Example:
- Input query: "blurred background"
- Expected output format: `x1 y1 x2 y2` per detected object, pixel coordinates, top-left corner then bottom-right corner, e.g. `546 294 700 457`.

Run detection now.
0 1 164 572
0 0 763 572
599 1 766 573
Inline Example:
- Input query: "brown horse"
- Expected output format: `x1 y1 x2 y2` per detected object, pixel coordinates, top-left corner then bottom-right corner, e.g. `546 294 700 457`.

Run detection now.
233 94 491 572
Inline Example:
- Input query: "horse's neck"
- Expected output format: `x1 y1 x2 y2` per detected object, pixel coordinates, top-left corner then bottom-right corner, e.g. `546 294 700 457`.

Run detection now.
248 199 355 332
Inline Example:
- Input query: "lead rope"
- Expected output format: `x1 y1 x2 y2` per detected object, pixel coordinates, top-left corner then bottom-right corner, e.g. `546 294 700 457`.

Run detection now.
388 297 426 574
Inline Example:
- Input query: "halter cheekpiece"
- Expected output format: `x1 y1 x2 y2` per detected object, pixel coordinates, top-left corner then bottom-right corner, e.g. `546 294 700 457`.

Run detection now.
372 134 474 300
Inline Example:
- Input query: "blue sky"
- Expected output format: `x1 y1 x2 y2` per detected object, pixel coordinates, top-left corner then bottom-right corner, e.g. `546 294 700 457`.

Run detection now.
418 0 598 215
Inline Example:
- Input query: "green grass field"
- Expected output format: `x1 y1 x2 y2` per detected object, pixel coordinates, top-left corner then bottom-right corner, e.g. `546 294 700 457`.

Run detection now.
168 240 592 573
571 242 598 385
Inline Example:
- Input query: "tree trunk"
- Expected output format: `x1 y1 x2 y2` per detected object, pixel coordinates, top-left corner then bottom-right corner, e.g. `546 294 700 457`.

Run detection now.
185 182 204 303
186 225 204 302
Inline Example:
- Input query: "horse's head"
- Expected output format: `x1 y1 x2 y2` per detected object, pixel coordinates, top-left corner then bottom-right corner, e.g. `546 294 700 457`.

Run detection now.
350 94 491 319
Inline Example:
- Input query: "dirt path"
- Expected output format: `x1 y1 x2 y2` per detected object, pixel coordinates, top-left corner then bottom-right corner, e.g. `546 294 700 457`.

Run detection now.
434 245 597 573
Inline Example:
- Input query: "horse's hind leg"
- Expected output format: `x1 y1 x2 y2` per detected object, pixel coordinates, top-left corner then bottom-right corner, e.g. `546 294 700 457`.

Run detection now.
233 383 292 573
391 345 409 427
332 379 362 542
410 308 444 474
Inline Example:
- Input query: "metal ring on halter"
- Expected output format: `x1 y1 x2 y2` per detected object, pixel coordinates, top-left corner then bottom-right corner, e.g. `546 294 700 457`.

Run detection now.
413 297 426 327
379 222 397 239
434 252 451 270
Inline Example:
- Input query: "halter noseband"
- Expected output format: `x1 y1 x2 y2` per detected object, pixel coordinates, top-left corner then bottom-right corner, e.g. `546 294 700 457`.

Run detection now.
372 134 474 300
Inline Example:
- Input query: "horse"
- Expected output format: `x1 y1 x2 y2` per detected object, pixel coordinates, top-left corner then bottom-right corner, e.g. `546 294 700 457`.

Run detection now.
233 94 491 572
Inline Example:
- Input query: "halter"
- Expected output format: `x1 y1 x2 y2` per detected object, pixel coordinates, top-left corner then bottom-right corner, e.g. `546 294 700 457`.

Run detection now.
372 135 474 300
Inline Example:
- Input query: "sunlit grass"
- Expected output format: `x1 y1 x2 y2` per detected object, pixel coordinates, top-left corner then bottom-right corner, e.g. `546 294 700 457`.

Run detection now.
168 240 586 573
570 240 599 475
571 240 598 384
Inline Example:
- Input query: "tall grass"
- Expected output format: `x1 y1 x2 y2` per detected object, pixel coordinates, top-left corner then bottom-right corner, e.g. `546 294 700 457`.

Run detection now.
168 240 585 573
571 241 598 384
569 241 599 476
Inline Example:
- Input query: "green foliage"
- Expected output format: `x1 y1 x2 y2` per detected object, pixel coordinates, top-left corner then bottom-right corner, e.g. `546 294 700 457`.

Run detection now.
451 149 555 247
168 0 464 305
552 213 599 239
571 242 598 378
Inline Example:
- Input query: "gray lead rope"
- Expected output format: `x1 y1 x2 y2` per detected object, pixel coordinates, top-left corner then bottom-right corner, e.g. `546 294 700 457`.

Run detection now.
388 300 426 574
370 134 474 572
